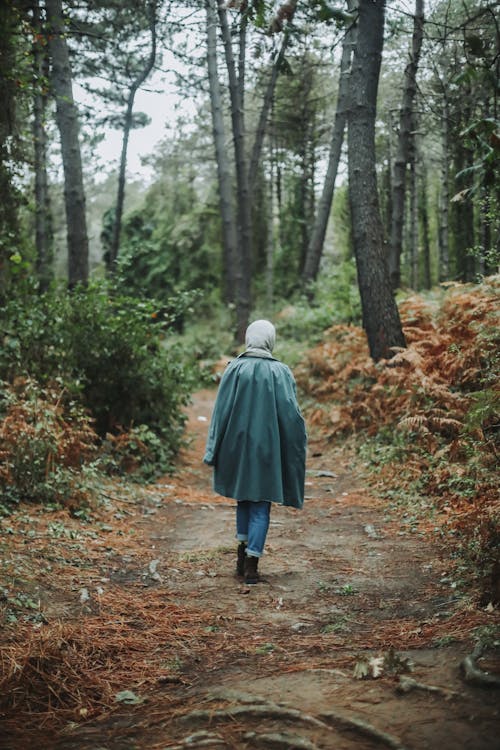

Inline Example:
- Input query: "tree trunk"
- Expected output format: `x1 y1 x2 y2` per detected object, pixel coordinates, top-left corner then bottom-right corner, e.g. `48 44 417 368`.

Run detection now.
248 15 295 194
266 137 275 309
409 130 418 289
108 1 157 269
218 3 252 342
238 8 247 114
438 90 450 281
452 143 475 282
205 0 238 301
33 0 53 292
419 159 432 289
302 2 356 286
388 0 424 290
46 0 88 287
0 2 25 303
347 0 406 361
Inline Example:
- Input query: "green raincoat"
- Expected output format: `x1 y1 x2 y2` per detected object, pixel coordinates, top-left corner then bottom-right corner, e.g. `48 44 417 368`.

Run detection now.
203 343 307 507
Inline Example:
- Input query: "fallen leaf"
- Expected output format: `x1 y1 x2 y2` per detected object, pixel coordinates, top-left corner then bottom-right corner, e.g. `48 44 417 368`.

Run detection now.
114 690 144 705
369 656 385 678
353 660 370 679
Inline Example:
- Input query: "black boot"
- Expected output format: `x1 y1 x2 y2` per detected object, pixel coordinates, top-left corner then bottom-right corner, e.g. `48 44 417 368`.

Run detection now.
244 555 260 585
236 542 246 577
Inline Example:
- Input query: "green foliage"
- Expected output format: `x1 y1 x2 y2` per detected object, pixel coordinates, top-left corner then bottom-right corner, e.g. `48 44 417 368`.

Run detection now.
0 378 96 505
99 424 176 481
272 259 362 343
0 283 195 481
310 0 356 26
114 192 222 304
166 306 236 388
466 194 500 273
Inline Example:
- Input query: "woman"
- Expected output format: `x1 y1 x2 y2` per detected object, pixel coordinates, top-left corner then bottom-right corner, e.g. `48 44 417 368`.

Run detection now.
204 319 307 584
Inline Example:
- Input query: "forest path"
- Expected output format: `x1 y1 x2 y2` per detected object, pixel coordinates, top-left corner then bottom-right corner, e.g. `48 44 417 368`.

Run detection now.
2 390 498 749
71 389 498 750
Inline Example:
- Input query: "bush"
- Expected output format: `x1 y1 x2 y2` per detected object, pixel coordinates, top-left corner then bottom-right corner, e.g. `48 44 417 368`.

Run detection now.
0 378 96 506
270 259 362 344
0 283 195 482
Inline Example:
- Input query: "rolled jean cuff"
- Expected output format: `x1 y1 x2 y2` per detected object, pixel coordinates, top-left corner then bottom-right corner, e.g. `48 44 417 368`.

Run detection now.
246 548 263 558
236 533 248 542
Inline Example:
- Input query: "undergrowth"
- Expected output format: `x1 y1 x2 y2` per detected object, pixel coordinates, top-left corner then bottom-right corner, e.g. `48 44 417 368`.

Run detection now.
297 277 499 602
0 283 197 509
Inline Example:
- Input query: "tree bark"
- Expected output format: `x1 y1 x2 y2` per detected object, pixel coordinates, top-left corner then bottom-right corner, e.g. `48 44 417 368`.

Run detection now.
419 158 432 289
205 0 238 301
302 5 356 287
33 0 53 292
218 3 252 342
409 127 418 289
452 136 475 282
438 90 449 281
347 0 406 361
108 1 157 269
248 16 295 194
46 0 88 287
266 137 275 309
388 0 424 290
238 7 248 114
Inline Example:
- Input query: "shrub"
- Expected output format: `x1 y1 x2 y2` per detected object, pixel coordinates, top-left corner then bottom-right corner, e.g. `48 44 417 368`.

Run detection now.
0 378 96 506
271 259 362 344
0 283 195 483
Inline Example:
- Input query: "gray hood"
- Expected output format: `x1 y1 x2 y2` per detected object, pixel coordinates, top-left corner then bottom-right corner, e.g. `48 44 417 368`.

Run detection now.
241 319 276 359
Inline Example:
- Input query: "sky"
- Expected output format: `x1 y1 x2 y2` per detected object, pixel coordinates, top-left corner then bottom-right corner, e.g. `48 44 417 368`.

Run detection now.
82 0 421 184
76 66 198 184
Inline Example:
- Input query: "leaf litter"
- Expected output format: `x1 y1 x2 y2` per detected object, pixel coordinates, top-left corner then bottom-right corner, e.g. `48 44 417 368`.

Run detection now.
1 281 499 748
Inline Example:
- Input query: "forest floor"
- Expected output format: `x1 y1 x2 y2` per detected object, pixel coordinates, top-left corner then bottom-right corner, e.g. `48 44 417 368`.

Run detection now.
1 388 499 750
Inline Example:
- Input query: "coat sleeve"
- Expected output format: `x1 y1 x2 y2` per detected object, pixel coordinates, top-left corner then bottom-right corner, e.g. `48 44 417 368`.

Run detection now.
277 366 306 435
275 364 307 474
203 364 237 467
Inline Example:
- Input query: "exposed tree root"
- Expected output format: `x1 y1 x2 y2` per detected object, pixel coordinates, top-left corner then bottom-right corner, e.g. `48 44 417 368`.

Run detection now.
461 643 500 688
179 704 327 730
319 710 407 750
243 730 320 749
179 697 408 750
165 730 228 748
396 676 461 699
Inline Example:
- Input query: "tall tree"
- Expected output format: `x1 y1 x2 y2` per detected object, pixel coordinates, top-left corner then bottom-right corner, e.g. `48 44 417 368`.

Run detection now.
347 0 406 360
0 1 26 300
419 157 432 289
247 1 297 194
438 80 450 281
46 0 88 287
205 0 238 301
302 2 356 288
217 2 252 341
108 0 158 269
388 0 425 290
408 122 418 288
32 0 53 291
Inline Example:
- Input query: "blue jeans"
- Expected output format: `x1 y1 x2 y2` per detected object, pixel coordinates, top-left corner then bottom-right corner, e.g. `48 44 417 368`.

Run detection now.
236 500 271 557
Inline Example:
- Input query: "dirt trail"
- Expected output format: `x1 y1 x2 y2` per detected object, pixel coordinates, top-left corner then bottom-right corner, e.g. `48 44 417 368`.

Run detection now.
4 389 499 749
